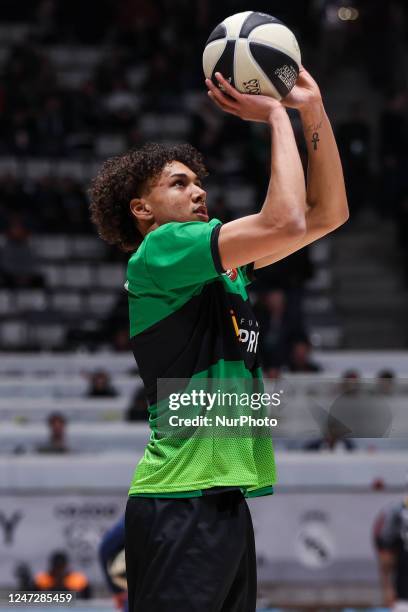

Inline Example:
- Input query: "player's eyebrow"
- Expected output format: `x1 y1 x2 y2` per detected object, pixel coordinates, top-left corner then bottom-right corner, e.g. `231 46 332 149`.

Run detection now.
169 172 201 185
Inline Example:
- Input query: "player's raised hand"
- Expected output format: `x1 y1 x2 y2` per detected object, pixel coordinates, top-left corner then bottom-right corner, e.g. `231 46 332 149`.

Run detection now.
205 72 284 123
281 66 322 111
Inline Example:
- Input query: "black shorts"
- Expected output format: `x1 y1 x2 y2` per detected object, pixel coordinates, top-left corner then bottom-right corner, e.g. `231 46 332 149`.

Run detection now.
125 490 257 612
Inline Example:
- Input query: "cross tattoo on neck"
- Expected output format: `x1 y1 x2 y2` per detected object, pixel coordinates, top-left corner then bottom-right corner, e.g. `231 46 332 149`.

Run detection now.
311 132 320 150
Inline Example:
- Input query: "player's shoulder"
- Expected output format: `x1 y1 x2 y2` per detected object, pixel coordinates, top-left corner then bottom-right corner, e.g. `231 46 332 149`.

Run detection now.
127 218 223 282
130 218 222 262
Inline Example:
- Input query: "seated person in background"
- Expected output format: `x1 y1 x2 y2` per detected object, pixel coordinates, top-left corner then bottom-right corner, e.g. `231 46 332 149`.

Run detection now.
288 336 322 373
86 369 118 397
34 551 92 599
0 217 44 288
304 424 355 452
340 369 361 392
254 288 303 369
125 387 148 422
305 370 359 452
36 412 70 454
14 563 35 591
375 369 396 395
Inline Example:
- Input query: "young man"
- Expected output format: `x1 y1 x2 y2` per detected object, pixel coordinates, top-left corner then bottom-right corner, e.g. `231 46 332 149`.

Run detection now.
90 68 348 612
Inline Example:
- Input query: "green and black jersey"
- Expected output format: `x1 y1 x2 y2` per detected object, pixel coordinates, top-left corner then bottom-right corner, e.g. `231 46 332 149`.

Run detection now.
126 218 276 498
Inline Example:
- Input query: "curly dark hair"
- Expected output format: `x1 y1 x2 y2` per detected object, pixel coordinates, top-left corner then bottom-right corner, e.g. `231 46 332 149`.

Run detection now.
89 142 208 252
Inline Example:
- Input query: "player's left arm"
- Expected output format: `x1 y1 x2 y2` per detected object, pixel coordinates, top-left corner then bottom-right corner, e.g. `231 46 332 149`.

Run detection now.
254 67 349 270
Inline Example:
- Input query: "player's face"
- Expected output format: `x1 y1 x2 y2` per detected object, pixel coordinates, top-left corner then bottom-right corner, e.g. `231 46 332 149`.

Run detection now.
145 161 208 224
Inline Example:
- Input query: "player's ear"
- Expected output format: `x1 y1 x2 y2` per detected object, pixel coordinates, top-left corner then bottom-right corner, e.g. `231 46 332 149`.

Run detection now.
130 198 153 222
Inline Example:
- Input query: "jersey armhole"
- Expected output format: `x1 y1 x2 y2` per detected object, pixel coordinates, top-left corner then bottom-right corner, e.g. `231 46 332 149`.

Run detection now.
210 223 226 274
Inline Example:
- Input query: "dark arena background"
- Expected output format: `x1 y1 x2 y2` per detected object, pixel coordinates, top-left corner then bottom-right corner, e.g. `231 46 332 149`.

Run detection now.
0 1 408 611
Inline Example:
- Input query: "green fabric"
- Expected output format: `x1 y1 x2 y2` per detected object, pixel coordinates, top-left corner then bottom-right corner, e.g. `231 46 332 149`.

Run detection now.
127 219 277 499
128 361 277 497
127 218 222 336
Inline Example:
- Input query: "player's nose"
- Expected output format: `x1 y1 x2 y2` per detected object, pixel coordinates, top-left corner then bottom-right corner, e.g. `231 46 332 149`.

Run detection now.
192 185 206 202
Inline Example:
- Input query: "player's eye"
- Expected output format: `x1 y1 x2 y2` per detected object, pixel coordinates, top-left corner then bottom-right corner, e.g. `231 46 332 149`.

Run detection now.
173 180 184 187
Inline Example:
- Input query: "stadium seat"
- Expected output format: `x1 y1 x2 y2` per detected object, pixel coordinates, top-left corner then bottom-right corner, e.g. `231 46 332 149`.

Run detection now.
32 236 69 260
51 292 83 314
86 292 118 316
15 290 48 312
63 265 92 288
0 321 28 348
96 265 125 289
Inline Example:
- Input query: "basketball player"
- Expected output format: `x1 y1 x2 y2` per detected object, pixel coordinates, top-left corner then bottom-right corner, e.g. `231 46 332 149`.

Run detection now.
89 67 348 612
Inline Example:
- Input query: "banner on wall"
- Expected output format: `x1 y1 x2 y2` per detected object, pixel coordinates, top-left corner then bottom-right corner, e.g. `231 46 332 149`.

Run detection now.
0 491 402 587
0 494 125 587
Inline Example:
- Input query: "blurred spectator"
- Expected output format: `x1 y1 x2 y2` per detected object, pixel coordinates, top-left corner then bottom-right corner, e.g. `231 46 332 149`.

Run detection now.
86 370 118 398
34 551 91 598
0 218 44 288
331 369 391 440
376 370 396 396
264 366 282 381
37 412 70 454
288 337 322 373
374 496 408 610
14 563 35 591
340 369 361 395
126 387 148 422
112 328 131 352
254 289 305 369
305 370 364 451
304 430 355 452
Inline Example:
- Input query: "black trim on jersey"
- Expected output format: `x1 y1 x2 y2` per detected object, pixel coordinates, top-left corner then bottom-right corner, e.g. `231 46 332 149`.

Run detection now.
210 223 225 274
131 282 260 406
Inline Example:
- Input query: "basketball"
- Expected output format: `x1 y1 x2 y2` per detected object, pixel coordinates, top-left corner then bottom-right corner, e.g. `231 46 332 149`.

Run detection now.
203 11 301 100
107 549 127 591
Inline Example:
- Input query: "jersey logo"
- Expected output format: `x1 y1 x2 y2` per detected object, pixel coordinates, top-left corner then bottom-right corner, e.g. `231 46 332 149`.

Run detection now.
230 309 259 354
225 268 238 281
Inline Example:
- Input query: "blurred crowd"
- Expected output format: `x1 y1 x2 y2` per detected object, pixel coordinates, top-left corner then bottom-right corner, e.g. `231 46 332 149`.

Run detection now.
5 365 399 457
0 0 407 354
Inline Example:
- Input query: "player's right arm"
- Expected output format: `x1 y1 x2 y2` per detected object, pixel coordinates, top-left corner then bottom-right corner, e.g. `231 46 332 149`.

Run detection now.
206 74 307 270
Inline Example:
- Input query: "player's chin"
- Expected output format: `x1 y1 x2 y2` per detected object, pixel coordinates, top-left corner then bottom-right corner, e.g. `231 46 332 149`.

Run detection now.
193 212 209 222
